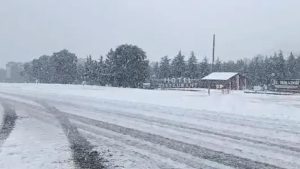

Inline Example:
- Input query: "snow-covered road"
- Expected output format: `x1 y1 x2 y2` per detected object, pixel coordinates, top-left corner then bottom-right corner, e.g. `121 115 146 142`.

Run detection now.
0 83 300 169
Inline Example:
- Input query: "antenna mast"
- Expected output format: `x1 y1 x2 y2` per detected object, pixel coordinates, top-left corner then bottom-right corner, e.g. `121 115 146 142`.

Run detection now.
211 34 216 72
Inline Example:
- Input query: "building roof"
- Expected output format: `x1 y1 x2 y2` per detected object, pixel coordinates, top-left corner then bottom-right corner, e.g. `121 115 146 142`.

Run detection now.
202 72 238 81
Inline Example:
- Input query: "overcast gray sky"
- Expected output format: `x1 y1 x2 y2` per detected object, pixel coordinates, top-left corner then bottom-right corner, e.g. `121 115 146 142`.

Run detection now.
1 0 300 68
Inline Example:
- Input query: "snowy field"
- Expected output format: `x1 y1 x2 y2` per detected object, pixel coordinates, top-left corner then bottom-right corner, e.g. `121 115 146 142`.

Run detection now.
0 83 300 169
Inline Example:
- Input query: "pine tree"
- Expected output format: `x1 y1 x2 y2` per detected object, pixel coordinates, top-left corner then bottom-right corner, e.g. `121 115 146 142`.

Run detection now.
76 64 85 83
287 52 296 79
186 51 198 78
214 58 222 72
277 51 286 79
84 55 99 85
104 49 116 86
97 56 106 85
199 57 210 78
264 56 273 84
159 56 171 78
296 55 300 78
171 51 186 78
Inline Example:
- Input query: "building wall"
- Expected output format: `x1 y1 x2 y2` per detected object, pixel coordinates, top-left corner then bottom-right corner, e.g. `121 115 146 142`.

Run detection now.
228 75 246 90
202 74 247 90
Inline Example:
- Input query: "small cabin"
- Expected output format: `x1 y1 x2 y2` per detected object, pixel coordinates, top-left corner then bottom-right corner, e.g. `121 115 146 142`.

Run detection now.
201 72 247 90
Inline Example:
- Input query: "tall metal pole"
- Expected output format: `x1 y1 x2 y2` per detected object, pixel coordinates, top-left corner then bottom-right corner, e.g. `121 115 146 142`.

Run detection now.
211 34 215 73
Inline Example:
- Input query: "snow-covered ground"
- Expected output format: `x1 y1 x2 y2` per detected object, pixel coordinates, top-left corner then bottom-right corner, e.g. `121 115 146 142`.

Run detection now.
0 100 74 169
0 83 300 169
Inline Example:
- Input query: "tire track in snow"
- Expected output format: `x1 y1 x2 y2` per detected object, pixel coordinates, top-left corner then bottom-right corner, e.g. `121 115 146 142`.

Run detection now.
39 102 105 169
3 91 300 134
0 103 17 148
75 122 223 169
55 101 300 155
42 98 300 149
66 112 285 169
0 92 292 168
2 91 300 137
111 111 300 154
0 96 218 169
70 97 300 133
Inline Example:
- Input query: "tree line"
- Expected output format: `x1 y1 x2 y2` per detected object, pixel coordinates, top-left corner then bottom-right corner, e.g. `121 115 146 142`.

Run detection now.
150 50 300 86
23 44 149 88
22 44 300 87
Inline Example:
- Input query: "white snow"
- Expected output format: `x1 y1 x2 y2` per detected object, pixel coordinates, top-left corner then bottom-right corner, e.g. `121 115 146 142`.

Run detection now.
0 83 300 169
202 72 238 80
0 100 74 169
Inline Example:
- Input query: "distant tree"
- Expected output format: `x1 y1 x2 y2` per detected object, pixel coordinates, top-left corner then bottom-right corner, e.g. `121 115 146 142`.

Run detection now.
50 49 77 84
149 61 159 79
32 55 52 83
295 55 300 78
276 51 286 79
264 56 274 84
236 59 247 74
76 63 85 83
247 56 266 85
199 57 210 78
186 51 199 78
84 55 98 85
222 60 237 72
286 52 297 79
105 44 149 87
96 56 106 85
214 58 222 72
171 51 186 77
22 62 34 82
104 49 117 85
159 56 171 78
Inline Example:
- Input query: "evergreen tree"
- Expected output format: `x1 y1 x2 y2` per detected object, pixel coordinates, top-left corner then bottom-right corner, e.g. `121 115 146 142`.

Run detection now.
214 58 222 72
171 51 186 77
105 44 149 87
22 62 35 82
104 49 117 86
287 52 297 78
199 57 210 78
247 56 266 85
159 56 171 78
186 51 198 78
276 51 286 79
84 55 98 85
50 49 78 84
264 56 274 84
236 59 247 74
76 63 85 83
222 61 236 72
295 55 300 78
97 56 106 85
32 55 52 83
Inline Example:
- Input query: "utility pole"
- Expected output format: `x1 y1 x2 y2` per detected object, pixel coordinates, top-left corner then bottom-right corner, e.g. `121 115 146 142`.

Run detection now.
211 34 216 73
